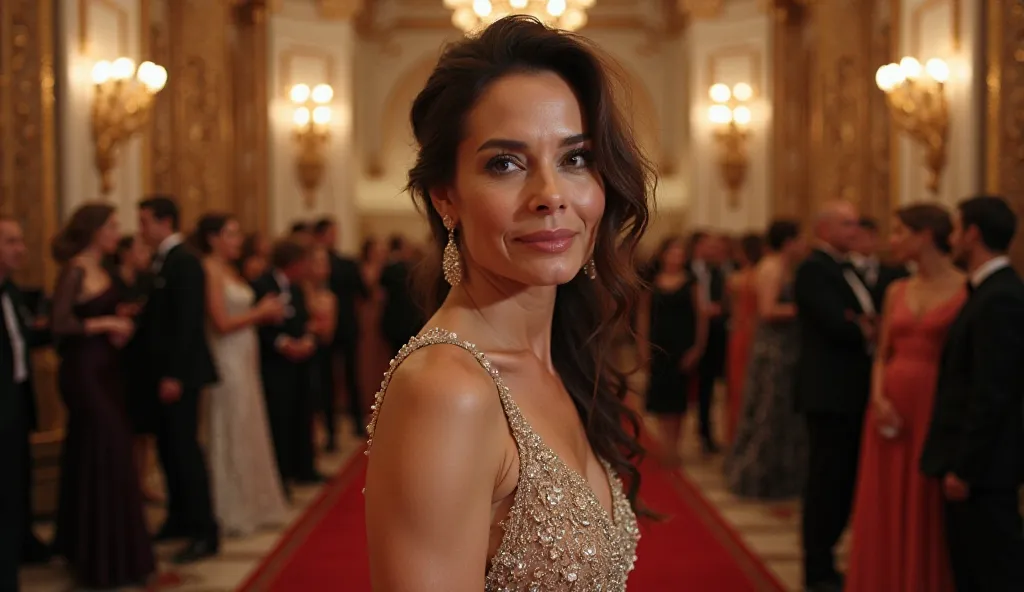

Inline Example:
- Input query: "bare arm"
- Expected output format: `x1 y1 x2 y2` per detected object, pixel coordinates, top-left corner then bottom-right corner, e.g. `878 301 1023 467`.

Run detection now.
364 346 508 591
204 260 263 335
870 281 901 405
755 259 797 321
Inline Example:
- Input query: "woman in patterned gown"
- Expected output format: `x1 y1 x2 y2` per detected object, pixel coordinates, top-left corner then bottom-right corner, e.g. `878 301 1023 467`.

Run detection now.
363 16 651 591
192 214 290 536
724 220 808 500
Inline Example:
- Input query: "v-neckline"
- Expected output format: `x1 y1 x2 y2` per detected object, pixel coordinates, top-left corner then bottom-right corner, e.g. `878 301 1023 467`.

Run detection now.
432 328 621 527
899 283 965 323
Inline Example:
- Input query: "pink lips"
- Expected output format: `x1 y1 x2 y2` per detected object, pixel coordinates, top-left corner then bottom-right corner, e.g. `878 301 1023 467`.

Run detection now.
515 229 578 254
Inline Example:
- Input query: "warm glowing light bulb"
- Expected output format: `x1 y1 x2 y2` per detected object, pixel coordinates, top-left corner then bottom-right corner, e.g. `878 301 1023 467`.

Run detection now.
732 106 752 126
546 0 566 16
137 61 167 92
452 7 477 30
111 57 135 80
510 0 527 8
293 107 311 126
560 8 586 30
732 83 753 102
91 61 111 84
311 84 333 104
709 83 731 103
899 56 922 80
312 106 331 125
708 104 732 125
290 84 311 104
925 58 949 83
472 0 492 17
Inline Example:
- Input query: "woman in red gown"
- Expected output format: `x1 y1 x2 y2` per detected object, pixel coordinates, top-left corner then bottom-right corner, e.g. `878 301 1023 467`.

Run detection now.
725 234 762 444
846 204 963 592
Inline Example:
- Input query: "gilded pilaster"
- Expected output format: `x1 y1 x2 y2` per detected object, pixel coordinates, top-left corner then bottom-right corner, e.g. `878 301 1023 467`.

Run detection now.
167 0 234 229
232 0 270 235
0 0 59 290
769 4 811 222
985 0 1024 267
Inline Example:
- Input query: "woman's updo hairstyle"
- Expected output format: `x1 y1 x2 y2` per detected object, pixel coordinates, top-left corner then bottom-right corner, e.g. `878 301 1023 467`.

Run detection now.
406 15 656 513
896 203 953 254
190 213 233 256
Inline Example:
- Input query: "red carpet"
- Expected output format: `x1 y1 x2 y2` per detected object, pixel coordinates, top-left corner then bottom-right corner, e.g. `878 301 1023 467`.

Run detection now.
238 445 786 592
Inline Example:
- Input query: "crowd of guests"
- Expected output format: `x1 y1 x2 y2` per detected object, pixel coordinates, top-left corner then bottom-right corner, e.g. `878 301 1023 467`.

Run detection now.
0 196 424 591
638 195 1024 591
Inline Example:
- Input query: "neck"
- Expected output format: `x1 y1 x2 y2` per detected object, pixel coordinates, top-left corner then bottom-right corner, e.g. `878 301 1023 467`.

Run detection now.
445 272 556 361
120 264 136 280
80 245 103 264
914 248 949 278
968 249 1002 275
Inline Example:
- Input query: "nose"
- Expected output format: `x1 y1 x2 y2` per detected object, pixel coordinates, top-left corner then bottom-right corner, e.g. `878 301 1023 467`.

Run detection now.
526 165 567 213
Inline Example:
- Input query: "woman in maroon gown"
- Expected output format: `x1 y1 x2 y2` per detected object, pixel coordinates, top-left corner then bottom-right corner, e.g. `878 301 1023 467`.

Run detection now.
846 204 963 592
50 203 155 588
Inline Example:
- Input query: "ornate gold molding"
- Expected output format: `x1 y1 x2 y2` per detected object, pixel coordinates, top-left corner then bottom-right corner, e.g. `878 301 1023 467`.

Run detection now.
769 4 811 220
232 0 271 235
319 0 365 20
681 0 723 19
985 0 1024 267
78 0 130 56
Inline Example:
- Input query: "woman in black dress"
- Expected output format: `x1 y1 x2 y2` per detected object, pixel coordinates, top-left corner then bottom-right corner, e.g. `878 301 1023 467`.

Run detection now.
50 204 155 588
638 236 708 466
110 235 159 501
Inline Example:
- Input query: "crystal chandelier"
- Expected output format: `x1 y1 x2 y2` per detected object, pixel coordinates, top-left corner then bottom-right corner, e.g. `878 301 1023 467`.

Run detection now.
444 0 594 33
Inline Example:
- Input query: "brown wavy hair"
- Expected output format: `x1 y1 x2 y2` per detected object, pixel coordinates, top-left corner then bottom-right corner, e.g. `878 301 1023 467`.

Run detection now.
405 15 655 514
896 203 953 254
51 202 116 263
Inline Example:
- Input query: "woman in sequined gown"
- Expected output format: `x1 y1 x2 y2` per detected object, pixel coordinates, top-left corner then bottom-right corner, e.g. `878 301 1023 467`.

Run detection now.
363 16 649 591
192 214 290 536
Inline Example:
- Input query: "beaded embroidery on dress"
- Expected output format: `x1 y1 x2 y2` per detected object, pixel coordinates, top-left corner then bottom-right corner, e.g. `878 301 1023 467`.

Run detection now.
366 327 640 591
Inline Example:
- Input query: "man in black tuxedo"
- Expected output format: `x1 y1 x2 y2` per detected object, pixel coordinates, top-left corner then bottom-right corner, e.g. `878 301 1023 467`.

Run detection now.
686 231 727 454
794 200 876 592
920 195 1024 591
137 196 219 563
851 216 909 309
252 239 321 489
313 218 369 443
380 236 422 356
0 217 52 591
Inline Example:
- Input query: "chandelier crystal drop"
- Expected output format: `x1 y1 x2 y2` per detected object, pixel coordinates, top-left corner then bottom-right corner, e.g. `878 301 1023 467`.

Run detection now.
444 0 594 33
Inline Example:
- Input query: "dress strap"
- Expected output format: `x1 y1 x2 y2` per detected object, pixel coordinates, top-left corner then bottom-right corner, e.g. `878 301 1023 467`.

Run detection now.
365 327 530 455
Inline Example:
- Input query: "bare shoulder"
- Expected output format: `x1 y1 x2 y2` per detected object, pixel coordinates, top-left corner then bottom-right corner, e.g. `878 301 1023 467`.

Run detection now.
379 343 506 429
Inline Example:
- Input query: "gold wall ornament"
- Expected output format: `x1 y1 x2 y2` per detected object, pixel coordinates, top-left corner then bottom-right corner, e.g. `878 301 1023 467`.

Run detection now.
707 83 753 209
89 57 167 195
289 83 333 209
875 56 950 195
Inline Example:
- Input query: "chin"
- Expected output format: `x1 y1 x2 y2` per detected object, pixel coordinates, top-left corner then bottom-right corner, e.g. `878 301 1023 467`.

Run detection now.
516 262 584 287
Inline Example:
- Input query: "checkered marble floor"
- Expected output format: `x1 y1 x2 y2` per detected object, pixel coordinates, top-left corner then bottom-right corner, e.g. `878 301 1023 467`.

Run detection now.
22 406 839 591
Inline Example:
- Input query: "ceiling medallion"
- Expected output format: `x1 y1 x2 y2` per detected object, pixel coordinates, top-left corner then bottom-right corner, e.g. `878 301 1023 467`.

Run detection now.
444 0 594 33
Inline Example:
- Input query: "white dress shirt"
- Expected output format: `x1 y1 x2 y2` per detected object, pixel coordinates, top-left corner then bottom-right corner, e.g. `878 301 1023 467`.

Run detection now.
1 288 28 383
970 255 1011 288
818 243 876 315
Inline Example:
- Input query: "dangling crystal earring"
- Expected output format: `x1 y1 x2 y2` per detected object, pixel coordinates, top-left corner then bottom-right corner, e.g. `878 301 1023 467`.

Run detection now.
583 258 597 280
442 215 462 286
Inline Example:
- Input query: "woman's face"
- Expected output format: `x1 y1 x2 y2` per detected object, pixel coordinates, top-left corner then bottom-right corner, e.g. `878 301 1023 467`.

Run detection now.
889 216 927 263
129 237 151 270
95 214 121 255
309 248 330 282
214 219 243 261
660 242 686 272
255 234 271 258
432 71 605 288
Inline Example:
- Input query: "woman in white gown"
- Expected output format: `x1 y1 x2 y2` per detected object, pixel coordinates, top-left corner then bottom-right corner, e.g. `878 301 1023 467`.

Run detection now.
192 213 291 536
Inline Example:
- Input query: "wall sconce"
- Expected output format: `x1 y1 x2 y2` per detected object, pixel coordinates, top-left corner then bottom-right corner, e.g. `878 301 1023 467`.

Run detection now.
875 56 949 194
90 57 167 195
290 83 333 209
707 82 753 209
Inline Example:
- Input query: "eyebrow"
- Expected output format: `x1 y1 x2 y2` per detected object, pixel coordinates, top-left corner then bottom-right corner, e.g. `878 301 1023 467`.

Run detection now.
476 133 588 152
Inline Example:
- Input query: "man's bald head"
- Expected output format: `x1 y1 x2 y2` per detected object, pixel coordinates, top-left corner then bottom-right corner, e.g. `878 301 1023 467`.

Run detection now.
813 199 860 254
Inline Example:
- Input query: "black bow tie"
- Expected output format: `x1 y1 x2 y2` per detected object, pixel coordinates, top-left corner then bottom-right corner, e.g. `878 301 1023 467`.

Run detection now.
840 260 856 271
0 280 10 295
966 280 975 295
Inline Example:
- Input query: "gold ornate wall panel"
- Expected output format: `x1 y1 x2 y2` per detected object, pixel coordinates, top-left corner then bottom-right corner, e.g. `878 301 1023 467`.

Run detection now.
0 0 59 290
166 0 234 229
145 4 175 195
231 0 270 235
865 0 894 234
770 5 811 221
986 0 1024 267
